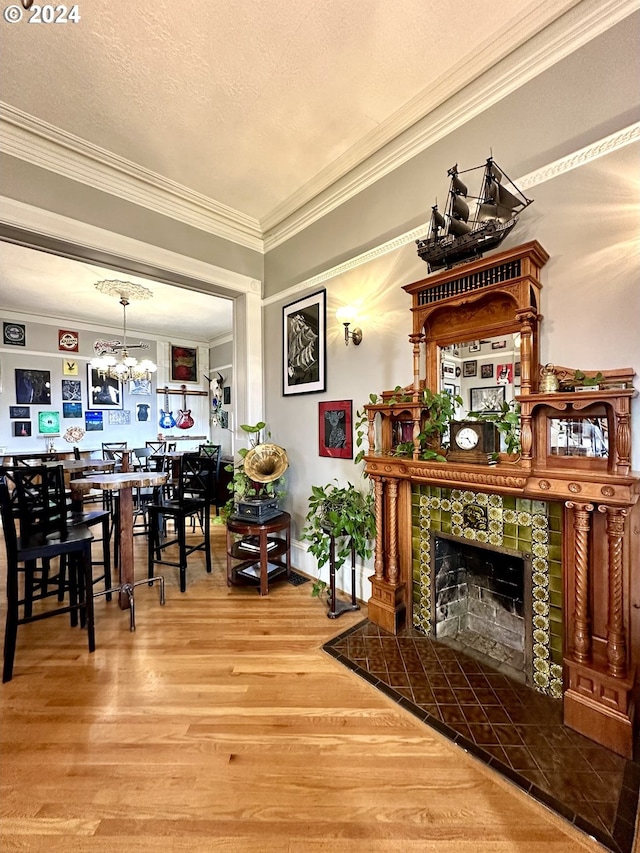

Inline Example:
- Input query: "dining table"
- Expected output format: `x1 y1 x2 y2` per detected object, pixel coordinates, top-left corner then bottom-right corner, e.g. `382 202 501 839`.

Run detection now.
69 470 168 611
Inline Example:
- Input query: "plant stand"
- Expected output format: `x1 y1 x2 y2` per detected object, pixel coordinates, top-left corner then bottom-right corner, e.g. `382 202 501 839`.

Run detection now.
327 532 360 619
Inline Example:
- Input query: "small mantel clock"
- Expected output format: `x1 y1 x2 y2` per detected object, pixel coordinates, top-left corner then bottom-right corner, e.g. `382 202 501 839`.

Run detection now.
448 420 500 464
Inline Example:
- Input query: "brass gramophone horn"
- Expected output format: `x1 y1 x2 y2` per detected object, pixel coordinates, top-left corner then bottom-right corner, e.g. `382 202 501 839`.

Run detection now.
243 443 289 483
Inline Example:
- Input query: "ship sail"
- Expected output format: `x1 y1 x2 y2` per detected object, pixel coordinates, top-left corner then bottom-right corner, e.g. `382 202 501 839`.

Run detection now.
415 154 533 272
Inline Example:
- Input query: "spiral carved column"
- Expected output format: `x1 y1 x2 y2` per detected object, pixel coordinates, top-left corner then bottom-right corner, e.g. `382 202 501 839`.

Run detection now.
386 479 399 585
566 501 594 663
373 476 385 582
598 505 629 678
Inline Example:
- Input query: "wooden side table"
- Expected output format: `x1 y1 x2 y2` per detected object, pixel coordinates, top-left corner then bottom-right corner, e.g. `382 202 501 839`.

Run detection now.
226 511 291 596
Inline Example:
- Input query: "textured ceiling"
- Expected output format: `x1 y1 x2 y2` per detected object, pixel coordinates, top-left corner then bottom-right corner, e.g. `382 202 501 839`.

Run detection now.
1 0 573 223
0 0 590 339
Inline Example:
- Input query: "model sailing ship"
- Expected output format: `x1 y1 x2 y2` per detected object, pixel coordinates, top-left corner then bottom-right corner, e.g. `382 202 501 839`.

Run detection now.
416 157 533 271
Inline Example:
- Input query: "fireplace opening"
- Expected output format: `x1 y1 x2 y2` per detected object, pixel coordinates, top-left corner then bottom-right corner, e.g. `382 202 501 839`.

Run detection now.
432 534 532 684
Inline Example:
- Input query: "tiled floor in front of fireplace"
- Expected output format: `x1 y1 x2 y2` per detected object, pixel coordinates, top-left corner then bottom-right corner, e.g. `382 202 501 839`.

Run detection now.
323 620 639 853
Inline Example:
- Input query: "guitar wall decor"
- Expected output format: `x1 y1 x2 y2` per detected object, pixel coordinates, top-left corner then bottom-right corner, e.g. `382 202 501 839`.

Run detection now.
176 385 194 430
159 387 176 429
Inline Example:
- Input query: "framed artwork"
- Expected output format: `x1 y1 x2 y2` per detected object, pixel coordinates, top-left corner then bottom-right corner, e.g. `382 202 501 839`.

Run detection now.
318 400 352 458
129 378 152 395
219 409 229 429
170 345 198 383
63 359 79 376
38 411 60 434
13 421 31 437
470 385 506 413
443 382 456 397
63 402 83 419
223 386 231 405
108 410 131 426
61 379 82 401
468 341 481 353
496 363 514 385
441 360 456 378
514 361 521 378
4 322 25 346
282 289 326 396
491 340 507 350
85 411 104 431
9 405 30 418
481 364 494 379
87 365 123 409
15 369 51 404
463 360 477 377
58 330 78 352
136 403 151 422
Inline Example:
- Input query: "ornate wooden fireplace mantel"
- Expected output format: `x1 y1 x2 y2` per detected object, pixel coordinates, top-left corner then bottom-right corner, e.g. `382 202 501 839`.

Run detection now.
363 242 640 758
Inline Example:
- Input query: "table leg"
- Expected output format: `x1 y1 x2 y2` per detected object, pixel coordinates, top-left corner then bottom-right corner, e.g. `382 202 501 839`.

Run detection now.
117 487 134 610
260 527 268 596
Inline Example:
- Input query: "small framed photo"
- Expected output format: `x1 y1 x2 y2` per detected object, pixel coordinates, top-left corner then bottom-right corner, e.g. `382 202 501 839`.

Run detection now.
13 421 31 437
4 322 25 346
470 385 506 413
443 382 456 397
468 341 481 353
496 363 514 385
283 289 326 396
9 405 30 418
170 345 198 383
87 366 123 409
129 378 152 396
441 360 456 378
38 411 60 434
63 402 83 419
61 379 82 401
462 360 477 377
85 411 104 431
481 364 494 379
514 361 521 378
319 400 352 458
491 340 507 350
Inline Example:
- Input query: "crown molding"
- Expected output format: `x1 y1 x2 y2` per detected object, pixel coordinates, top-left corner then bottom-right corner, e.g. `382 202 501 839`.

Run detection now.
0 0 636 258
262 0 639 250
0 196 261 299
0 103 264 253
263 122 640 308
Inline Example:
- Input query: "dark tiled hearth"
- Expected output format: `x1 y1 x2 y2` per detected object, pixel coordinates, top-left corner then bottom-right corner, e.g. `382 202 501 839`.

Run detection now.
324 620 640 853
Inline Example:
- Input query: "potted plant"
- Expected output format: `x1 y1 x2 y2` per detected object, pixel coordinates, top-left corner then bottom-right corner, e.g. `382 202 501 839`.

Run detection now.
223 422 286 518
467 399 522 459
301 480 376 598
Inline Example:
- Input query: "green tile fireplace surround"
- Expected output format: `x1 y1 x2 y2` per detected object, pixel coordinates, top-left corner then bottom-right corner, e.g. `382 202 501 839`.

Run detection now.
411 485 564 699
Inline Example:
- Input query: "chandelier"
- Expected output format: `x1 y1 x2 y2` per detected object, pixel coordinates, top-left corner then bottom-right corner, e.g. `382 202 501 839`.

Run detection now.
90 280 158 382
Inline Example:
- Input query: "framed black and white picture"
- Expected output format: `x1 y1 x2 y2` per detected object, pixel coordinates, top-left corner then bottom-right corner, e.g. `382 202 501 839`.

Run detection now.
470 385 506 413
463 360 477 377
282 289 326 396
86 365 123 410
9 405 30 419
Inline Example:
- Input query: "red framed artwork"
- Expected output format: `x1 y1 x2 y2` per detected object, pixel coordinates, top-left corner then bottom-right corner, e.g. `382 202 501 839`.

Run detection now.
318 400 353 458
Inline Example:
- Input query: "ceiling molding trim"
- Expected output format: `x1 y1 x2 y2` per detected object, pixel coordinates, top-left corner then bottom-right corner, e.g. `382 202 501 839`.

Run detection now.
0 103 264 253
262 0 640 249
0 196 262 300
263 122 639 308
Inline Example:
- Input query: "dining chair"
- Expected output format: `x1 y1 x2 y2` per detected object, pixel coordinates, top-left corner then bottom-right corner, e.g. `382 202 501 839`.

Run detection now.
145 440 167 455
0 470 96 683
146 453 215 592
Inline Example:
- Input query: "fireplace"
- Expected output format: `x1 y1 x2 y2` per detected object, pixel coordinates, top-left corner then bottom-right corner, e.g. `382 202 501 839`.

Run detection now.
432 534 531 683
411 487 564 700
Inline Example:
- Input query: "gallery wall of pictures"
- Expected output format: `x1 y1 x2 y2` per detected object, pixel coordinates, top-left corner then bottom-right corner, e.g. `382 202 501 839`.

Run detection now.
0 318 207 453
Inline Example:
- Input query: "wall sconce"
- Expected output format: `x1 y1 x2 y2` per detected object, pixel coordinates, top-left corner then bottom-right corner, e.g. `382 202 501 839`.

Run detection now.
336 306 363 347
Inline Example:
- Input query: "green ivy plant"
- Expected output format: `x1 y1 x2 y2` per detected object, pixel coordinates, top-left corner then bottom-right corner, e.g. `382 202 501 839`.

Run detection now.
467 400 522 458
301 480 376 598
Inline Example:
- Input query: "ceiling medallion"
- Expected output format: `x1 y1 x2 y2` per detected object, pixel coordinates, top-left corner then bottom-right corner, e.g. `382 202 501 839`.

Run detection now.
90 281 157 382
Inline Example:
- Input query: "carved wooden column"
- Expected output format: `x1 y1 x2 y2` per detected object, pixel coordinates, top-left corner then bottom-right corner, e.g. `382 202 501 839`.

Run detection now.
373 475 384 583
567 501 594 663
367 474 406 635
516 308 536 395
564 500 636 758
598 505 628 678
409 333 424 395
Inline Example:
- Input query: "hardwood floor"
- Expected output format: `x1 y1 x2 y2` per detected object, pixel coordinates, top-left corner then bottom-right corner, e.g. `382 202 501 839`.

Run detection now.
0 519 622 852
